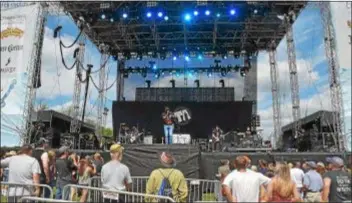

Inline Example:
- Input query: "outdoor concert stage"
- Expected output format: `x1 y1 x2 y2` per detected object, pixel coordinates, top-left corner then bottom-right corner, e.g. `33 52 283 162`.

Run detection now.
112 101 253 142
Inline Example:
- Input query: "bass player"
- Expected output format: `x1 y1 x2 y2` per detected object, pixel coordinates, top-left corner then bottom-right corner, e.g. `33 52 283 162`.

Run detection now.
212 125 223 151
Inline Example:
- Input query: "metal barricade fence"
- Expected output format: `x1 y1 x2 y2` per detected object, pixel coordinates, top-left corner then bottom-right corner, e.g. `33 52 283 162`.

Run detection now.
1 182 53 202
20 197 73 203
89 176 222 202
63 184 176 202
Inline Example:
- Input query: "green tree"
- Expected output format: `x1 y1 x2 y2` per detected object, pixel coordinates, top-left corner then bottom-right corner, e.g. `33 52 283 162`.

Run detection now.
102 127 113 137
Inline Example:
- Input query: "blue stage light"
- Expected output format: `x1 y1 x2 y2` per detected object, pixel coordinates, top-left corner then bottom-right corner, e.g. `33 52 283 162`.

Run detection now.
152 64 157 70
197 54 203 60
154 74 159 78
185 56 190 61
101 14 106 19
205 10 210 16
216 13 221 18
193 11 199 16
122 13 128 19
207 72 212 77
110 18 114 22
176 72 180 77
158 12 163 17
173 56 177 61
184 14 191 21
254 9 258 14
164 16 169 21
230 9 236 15
147 12 152 18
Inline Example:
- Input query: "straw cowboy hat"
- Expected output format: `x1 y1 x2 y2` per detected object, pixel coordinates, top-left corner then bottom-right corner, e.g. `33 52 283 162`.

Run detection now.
159 151 176 168
5 151 16 157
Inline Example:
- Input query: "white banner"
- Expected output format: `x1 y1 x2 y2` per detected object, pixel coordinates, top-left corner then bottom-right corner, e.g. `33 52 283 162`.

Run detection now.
1 4 40 146
330 2 352 151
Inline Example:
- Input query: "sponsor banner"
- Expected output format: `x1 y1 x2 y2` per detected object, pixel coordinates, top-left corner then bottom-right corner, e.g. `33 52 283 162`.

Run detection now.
330 2 352 151
1 4 40 146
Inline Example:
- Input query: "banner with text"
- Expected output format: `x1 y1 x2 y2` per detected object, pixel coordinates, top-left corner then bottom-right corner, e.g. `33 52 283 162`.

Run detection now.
1 4 40 146
330 2 352 151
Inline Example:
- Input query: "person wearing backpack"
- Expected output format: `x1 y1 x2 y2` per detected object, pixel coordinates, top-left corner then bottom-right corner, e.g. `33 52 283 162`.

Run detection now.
146 152 188 203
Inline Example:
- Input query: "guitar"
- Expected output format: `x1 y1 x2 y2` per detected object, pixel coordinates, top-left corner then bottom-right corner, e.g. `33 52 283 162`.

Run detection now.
212 131 231 142
130 132 143 143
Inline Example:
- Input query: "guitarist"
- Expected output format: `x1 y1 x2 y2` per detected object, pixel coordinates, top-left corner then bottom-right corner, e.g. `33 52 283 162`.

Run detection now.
212 125 223 152
130 126 140 144
161 106 174 145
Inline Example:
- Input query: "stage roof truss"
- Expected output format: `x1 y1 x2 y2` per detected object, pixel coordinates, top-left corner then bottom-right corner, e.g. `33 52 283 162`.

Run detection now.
59 1 306 57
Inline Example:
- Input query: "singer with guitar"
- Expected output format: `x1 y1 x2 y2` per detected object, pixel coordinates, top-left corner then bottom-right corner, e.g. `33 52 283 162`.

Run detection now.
212 125 223 151
161 106 174 144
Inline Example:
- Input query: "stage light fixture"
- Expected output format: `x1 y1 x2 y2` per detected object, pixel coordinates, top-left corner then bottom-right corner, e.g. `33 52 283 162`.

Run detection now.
147 12 152 18
185 55 190 61
173 56 177 61
145 80 151 88
164 16 169 21
110 18 114 22
230 9 236 15
216 13 221 18
101 14 106 19
152 64 157 70
205 10 210 16
193 10 199 16
194 79 200 88
154 72 160 78
197 54 203 60
122 13 128 18
222 54 227 59
219 79 225 88
184 13 191 21
158 12 163 17
254 9 258 14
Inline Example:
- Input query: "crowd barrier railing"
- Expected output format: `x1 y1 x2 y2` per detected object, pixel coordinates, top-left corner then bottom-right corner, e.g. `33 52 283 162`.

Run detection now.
20 197 73 202
1 181 53 202
89 176 222 202
63 184 176 202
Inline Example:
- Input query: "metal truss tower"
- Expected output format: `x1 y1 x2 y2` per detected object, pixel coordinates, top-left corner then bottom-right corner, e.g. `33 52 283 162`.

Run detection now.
285 12 302 139
116 59 125 101
268 41 282 149
95 45 109 141
320 2 345 151
22 3 47 145
69 36 86 134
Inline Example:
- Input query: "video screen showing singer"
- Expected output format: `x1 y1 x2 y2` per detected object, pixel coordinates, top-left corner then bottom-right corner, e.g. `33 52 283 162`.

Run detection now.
162 106 174 144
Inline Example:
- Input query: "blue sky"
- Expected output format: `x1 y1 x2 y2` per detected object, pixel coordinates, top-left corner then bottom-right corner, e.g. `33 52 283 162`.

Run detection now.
1 3 346 146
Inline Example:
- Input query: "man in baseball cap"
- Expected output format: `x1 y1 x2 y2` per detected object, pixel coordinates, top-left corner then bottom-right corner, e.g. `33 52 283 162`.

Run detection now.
322 156 351 202
101 144 132 203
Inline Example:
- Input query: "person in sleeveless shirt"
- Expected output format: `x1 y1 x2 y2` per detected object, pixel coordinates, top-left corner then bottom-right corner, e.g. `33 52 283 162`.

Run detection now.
266 163 301 202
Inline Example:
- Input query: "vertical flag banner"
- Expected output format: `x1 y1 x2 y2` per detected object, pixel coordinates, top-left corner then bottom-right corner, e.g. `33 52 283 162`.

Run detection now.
330 2 352 151
1 4 40 146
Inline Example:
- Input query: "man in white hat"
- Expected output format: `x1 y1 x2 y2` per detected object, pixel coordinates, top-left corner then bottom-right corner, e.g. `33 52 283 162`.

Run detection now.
146 152 188 202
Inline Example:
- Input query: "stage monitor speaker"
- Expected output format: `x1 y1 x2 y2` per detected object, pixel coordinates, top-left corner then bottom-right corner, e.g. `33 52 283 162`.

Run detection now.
144 135 153 144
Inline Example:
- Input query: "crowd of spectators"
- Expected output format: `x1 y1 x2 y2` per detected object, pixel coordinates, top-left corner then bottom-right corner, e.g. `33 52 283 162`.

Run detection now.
1 144 351 203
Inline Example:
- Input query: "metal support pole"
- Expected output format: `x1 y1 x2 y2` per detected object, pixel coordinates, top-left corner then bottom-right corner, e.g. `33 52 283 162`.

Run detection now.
268 41 282 149
95 46 109 142
320 2 345 151
22 3 46 145
285 12 302 139
69 35 85 134
81 64 92 123
117 59 125 101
